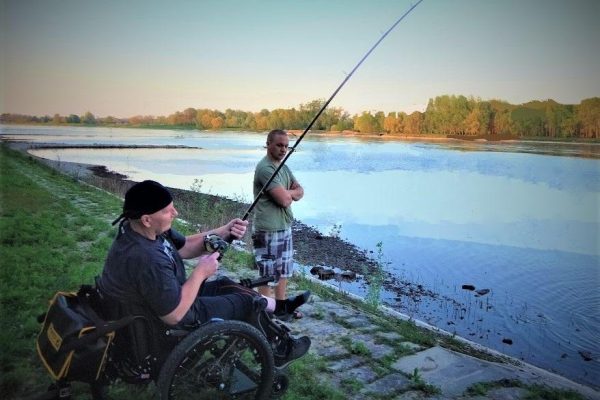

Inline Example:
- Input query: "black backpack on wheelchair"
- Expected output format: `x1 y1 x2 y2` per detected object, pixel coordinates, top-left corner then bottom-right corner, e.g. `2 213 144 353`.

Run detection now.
36 277 290 400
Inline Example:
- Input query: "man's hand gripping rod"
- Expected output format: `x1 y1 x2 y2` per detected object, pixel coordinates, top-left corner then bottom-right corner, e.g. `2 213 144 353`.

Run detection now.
241 0 424 221
204 233 275 286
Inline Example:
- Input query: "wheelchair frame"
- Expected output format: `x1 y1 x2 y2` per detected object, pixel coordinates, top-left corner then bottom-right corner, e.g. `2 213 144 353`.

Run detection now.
37 276 290 400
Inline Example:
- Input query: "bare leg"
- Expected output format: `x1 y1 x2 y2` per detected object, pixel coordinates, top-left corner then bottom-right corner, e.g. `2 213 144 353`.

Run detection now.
258 285 273 298
274 278 288 300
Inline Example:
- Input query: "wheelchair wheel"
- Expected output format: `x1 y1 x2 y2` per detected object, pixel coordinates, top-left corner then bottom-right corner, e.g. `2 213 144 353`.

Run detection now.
271 372 289 398
157 320 274 400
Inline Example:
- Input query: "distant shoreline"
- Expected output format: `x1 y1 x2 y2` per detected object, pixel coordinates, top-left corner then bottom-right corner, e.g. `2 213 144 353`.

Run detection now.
27 143 201 150
3 122 599 145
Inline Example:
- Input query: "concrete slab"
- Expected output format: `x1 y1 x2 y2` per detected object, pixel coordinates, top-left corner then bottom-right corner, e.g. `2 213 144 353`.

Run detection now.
392 346 523 397
360 373 412 396
326 356 364 372
377 331 405 342
342 365 379 383
400 341 425 352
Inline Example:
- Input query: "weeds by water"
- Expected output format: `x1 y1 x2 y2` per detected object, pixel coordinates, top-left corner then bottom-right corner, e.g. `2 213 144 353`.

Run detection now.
364 241 386 309
328 223 342 238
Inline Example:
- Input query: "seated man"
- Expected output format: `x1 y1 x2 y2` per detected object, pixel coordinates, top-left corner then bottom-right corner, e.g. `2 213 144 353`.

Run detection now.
98 180 310 367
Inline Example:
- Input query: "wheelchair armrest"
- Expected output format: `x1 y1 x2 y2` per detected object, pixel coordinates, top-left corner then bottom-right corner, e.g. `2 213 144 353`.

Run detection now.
238 276 275 288
165 328 191 338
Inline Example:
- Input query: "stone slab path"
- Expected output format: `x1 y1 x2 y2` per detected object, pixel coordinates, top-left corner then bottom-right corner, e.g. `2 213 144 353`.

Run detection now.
280 288 600 400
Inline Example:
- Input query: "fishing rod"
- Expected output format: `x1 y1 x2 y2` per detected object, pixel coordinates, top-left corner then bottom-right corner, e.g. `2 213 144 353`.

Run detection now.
242 0 424 221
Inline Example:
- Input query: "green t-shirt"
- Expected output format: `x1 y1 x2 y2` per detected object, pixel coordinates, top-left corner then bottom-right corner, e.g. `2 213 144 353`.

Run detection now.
253 156 296 231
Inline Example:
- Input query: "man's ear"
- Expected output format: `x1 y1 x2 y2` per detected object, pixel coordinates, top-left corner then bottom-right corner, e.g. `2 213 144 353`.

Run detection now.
140 214 152 227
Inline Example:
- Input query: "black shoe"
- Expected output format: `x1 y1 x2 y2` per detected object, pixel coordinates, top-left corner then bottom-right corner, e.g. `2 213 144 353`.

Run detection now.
274 336 311 368
273 311 293 322
274 309 304 322
274 291 311 321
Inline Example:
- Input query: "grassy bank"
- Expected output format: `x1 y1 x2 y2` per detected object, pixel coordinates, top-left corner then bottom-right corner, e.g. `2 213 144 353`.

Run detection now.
0 145 122 398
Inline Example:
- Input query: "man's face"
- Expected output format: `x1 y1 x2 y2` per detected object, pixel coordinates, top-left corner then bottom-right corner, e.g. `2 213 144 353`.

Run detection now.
147 202 178 234
266 134 289 162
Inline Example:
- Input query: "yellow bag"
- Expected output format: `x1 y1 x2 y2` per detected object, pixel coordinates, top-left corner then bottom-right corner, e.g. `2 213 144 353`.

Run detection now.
36 290 116 382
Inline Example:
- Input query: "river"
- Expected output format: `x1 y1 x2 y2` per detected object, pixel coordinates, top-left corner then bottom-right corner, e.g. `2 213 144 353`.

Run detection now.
2 124 599 387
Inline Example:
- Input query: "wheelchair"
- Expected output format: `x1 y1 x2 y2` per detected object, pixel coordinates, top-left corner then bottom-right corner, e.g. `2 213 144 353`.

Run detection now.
36 276 293 400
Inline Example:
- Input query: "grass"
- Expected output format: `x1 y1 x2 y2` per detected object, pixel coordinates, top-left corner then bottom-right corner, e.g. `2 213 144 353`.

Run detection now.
339 336 371 357
0 146 121 399
408 368 441 395
465 379 585 400
283 353 346 400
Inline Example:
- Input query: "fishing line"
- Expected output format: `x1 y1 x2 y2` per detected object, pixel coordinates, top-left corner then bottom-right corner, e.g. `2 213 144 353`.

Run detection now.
242 0 424 220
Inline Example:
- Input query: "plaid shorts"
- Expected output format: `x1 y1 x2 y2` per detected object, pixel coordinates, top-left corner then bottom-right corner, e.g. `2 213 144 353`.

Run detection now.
252 228 294 281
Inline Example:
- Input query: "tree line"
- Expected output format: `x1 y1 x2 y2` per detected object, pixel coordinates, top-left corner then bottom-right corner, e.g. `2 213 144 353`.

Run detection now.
2 96 599 139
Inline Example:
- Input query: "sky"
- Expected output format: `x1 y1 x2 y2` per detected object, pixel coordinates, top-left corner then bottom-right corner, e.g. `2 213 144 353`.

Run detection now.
1 0 599 119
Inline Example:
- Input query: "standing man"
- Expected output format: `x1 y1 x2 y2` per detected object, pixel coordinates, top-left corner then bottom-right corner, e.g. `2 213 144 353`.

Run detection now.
252 129 307 320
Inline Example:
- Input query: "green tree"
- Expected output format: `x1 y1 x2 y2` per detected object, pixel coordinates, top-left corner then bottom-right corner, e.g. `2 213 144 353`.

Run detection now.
81 111 96 125
210 116 224 129
383 112 397 134
267 109 286 130
330 110 354 131
395 112 407 135
254 109 270 131
298 99 327 130
224 109 249 128
464 107 481 135
489 100 514 135
405 111 423 135
374 111 385 133
463 100 492 135
511 106 545 137
577 97 600 138
354 112 379 133
424 95 470 135
100 116 118 125
195 109 224 129
182 107 197 126
66 114 80 123
243 113 257 130
540 100 575 138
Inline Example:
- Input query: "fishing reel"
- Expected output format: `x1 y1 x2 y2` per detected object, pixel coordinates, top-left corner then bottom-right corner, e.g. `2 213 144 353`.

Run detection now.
204 234 229 260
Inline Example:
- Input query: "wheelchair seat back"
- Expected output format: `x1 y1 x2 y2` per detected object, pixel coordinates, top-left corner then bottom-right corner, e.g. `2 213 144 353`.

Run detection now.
96 287 183 382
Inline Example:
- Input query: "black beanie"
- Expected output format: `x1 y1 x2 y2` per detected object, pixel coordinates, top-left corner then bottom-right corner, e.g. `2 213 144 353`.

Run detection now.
112 180 173 225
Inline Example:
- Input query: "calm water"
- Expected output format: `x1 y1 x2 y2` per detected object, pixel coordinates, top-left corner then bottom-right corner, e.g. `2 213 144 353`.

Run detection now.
2 125 599 387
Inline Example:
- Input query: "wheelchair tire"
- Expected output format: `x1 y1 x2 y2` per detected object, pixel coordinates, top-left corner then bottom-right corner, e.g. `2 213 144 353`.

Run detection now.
271 372 289 398
157 320 274 400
